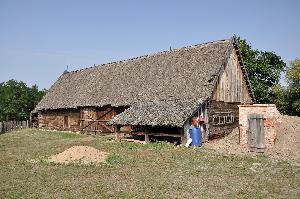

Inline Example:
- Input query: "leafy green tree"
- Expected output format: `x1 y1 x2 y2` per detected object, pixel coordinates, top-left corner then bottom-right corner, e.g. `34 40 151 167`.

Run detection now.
0 79 46 121
237 37 286 104
269 84 287 114
266 58 300 116
285 59 300 116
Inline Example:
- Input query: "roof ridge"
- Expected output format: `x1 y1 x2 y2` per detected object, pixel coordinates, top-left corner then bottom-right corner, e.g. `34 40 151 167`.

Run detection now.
67 38 231 74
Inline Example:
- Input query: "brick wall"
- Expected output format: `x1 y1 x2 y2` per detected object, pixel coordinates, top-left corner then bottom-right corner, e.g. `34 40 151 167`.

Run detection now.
238 104 282 148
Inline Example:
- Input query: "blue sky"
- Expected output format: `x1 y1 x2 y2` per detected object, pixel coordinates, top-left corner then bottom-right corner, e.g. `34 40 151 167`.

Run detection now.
0 0 299 89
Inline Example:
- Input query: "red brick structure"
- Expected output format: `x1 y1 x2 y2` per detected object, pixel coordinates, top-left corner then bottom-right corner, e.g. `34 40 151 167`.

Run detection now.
238 104 282 148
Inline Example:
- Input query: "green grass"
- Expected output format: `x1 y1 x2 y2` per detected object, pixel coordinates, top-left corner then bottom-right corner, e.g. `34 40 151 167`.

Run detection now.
0 129 299 199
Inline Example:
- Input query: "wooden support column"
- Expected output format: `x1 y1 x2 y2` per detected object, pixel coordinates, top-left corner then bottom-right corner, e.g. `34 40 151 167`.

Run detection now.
114 125 121 142
144 127 149 143
180 128 185 145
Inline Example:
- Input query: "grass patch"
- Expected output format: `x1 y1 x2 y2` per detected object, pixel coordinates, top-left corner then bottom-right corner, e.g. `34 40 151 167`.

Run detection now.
45 131 84 139
106 153 124 165
0 129 299 198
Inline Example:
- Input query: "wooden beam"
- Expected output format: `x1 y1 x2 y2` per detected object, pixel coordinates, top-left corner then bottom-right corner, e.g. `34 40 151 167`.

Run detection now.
80 119 109 122
123 131 181 138
99 123 114 132
152 133 181 138
144 128 149 143
96 108 114 120
180 128 185 145
114 125 121 142
123 138 146 144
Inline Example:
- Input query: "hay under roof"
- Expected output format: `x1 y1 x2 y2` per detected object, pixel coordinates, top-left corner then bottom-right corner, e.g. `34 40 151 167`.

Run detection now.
34 38 234 127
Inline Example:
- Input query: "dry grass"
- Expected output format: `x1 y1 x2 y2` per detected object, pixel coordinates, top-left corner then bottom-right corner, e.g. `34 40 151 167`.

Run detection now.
0 129 299 199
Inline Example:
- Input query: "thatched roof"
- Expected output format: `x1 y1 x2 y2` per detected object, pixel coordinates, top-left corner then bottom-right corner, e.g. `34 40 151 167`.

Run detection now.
108 99 203 127
34 38 246 127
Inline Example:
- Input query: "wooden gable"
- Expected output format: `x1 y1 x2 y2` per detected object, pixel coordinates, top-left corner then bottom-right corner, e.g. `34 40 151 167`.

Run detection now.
212 43 253 103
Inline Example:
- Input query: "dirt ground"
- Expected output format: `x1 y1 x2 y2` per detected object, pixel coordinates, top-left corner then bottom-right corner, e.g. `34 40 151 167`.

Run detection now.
48 146 108 164
205 127 247 155
47 115 299 165
205 115 300 164
267 115 300 163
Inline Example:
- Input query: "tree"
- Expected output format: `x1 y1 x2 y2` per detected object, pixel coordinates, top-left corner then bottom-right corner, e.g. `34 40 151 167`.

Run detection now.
237 37 286 104
269 84 286 113
0 79 46 121
285 58 300 116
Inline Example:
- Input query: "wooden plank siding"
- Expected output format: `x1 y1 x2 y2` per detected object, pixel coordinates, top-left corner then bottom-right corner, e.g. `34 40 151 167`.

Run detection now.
212 49 252 103
38 109 81 131
207 100 240 138
80 107 117 133
38 106 126 133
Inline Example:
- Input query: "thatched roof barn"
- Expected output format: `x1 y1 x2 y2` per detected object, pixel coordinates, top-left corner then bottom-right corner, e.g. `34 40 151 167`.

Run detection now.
33 36 254 143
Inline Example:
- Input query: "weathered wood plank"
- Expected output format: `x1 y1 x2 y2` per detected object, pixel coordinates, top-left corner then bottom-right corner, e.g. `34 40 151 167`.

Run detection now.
114 125 121 142
123 138 146 144
121 131 181 138
80 119 109 122
180 128 185 144
211 48 253 103
144 128 149 143
207 100 240 138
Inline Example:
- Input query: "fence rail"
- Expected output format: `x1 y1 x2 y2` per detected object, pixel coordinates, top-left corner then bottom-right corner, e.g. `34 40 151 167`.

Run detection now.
0 120 29 134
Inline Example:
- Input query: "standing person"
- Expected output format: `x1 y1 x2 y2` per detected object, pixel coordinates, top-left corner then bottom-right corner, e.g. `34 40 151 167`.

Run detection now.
185 117 199 147
191 117 199 128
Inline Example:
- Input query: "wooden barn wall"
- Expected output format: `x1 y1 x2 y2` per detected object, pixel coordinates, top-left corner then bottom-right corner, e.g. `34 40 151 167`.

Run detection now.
207 100 240 138
38 109 80 131
212 49 252 103
80 106 119 133
38 106 126 132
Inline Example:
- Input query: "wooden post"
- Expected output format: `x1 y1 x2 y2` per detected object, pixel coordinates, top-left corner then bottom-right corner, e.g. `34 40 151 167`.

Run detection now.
144 127 149 143
114 125 121 142
0 121 3 134
29 112 32 128
180 128 185 145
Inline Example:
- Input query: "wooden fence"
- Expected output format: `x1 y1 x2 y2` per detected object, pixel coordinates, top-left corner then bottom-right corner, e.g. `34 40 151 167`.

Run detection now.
0 120 29 134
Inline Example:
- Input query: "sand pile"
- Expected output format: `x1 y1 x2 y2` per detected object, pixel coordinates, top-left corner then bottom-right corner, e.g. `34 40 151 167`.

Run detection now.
48 146 108 164
266 115 300 162
205 127 247 155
